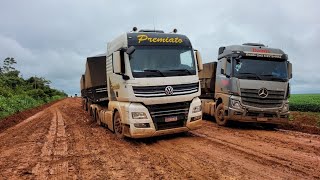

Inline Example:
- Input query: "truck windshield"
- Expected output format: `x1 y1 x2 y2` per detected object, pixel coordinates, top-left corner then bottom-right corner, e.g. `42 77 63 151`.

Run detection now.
233 58 288 81
129 46 196 78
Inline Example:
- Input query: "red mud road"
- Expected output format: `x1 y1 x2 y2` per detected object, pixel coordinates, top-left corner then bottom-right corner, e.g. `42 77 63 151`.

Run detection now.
0 98 319 179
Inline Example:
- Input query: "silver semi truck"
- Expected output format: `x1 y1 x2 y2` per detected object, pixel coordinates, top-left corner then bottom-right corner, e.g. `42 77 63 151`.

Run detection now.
200 43 292 126
81 28 204 138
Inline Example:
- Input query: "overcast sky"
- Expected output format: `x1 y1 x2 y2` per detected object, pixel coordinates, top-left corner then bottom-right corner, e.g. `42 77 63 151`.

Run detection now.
0 0 319 95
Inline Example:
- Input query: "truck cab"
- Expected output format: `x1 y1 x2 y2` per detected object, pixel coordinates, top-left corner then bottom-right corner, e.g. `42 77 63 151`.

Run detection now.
201 43 292 126
86 28 203 138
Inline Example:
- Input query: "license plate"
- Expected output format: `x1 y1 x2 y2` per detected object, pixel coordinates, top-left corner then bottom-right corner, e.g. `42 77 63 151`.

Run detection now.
257 117 268 122
165 116 178 122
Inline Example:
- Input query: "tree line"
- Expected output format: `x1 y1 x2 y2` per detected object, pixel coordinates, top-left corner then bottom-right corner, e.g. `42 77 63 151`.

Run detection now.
0 57 67 119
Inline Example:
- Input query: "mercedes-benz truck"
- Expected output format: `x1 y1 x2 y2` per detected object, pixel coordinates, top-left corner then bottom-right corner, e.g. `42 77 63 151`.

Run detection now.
200 43 292 126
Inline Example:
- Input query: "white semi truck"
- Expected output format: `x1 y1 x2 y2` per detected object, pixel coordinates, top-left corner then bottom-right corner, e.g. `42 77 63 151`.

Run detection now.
81 28 203 138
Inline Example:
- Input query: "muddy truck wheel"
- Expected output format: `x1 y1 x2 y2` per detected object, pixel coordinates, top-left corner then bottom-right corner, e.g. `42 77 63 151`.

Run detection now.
113 111 125 138
85 100 89 112
95 110 101 126
215 103 229 126
89 108 94 122
91 109 96 121
88 102 93 115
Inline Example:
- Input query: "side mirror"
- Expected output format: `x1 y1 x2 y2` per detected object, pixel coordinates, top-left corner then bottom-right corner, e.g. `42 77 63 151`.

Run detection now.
288 62 292 79
126 46 135 55
220 58 227 75
113 51 121 74
195 50 203 71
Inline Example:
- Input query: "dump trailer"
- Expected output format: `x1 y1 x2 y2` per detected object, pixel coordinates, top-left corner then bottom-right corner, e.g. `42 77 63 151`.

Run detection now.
81 28 203 138
80 74 85 97
200 43 292 126
81 54 108 110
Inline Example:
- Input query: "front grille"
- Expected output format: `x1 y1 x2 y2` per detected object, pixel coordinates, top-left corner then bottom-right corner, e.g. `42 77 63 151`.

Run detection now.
241 88 285 108
133 82 199 98
146 102 190 130
247 112 259 116
247 111 277 118
156 121 185 130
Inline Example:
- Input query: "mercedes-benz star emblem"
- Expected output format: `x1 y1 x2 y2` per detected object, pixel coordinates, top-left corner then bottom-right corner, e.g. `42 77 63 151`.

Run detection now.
165 86 174 96
258 88 268 98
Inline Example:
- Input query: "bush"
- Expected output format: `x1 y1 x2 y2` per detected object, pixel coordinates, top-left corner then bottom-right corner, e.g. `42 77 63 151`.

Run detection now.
0 94 65 119
0 86 13 97
27 89 49 100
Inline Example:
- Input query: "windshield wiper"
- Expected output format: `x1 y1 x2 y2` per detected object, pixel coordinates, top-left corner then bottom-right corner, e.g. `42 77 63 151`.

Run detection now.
239 72 262 80
169 69 193 75
143 69 166 77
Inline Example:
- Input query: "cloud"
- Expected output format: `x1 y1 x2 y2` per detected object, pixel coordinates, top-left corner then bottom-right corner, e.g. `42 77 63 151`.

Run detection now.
0 0 319 94
0 35 85 93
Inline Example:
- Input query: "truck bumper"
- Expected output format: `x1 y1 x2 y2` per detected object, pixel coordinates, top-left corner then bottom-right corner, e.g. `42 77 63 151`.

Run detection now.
226 107 289 124
126 98 203 138
127 119 202 138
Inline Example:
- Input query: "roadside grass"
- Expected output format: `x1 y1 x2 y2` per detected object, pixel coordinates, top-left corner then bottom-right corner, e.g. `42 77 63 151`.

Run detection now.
0 95 64 119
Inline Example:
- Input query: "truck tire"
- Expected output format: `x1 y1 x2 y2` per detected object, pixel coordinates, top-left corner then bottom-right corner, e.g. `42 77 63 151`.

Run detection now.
113 111 125 138
95 110 101 126
89 107 93 116
92 109 96 119
215 103 229 126
88 102 92 115
85 100 89 111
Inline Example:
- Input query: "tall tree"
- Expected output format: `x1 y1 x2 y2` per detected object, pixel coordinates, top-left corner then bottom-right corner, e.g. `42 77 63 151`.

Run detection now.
2 57 17 73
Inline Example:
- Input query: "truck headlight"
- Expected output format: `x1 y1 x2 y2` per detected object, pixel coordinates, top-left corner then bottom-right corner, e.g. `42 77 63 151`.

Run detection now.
191 115 202 122
192 106 202 113
132 112 147 119
282 103 289 112
231 99 241 109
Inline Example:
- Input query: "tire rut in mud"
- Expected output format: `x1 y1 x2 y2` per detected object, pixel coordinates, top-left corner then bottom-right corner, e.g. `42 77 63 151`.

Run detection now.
1 98 320 179
32 108 77 180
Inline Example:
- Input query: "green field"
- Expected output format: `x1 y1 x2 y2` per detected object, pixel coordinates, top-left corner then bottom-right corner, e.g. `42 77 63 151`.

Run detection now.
289 94 320 112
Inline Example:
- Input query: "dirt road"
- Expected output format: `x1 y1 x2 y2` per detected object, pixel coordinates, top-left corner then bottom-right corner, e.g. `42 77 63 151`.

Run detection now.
0 98 319 179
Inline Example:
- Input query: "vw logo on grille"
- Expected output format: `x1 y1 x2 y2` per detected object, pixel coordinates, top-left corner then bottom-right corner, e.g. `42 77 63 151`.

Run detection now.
258 88 268 98
165 86 174 95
